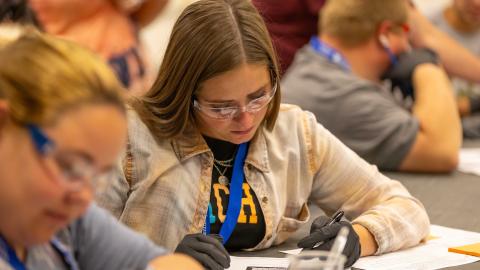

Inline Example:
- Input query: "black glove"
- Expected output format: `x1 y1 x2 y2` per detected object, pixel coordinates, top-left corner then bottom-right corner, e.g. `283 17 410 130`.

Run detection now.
382 48 439 100
175 233 230 270
297 216 361 267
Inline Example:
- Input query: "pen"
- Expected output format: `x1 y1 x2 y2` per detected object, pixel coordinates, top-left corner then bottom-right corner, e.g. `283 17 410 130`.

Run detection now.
312 210 345 249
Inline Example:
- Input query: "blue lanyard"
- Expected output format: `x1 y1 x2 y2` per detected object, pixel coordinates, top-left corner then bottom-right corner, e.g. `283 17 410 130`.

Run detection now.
50 238 79 270
383 45 399 66
0 236 78 270
0 236 26 270
310 36 351 71
203 142 248 244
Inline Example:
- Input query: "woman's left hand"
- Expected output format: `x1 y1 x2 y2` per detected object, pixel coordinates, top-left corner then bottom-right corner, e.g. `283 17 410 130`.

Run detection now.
297 215 361 267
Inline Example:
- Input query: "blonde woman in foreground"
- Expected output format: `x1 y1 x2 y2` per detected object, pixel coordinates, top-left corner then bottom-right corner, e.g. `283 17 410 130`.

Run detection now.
0 26 201 270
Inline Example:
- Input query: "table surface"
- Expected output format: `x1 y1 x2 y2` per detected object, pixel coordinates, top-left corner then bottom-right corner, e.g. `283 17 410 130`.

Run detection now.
232 140 480 269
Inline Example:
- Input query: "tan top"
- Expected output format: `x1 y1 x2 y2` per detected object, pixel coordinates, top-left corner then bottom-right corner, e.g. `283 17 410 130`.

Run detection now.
97 104 430 254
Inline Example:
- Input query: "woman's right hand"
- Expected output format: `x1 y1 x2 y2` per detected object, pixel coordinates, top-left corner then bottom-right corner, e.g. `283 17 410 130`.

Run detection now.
175 233 231 270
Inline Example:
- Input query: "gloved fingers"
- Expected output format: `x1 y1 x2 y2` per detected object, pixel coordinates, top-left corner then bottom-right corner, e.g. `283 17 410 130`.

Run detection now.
189 240 230 268
298 229 336 248
307 221 344 245
298 222 342 248
341 237 355 257
346 234 361 267
175 234 230 268
310 216 331 233
297 233 318 248
307 227 354 253
311 239 357 267
194 234 230 263
209 234 224 244
311 238 335 251
344 243 361 267
175 246 217 269
183 233 204 241
309 239 360 267
299 221 361 268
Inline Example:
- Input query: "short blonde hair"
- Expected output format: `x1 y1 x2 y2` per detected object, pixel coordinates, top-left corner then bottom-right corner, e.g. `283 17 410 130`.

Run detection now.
132 0 281 140
320 0 408 47
0 28 125 126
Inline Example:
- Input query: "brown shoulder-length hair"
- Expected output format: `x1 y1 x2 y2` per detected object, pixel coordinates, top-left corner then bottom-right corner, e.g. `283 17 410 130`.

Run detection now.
131 0 281 140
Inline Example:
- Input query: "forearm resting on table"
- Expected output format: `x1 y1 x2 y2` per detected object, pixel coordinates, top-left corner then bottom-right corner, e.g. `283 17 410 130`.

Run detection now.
148 254 203 270
353 224 378 256
399 64 461 172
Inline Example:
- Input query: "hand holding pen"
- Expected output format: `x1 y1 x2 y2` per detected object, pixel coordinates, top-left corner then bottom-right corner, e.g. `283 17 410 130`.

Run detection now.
297 210 361 267
312 210 344 248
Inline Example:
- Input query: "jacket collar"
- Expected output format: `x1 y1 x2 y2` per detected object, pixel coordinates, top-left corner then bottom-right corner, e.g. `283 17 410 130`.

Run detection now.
244 130 270 173
171 126 271 173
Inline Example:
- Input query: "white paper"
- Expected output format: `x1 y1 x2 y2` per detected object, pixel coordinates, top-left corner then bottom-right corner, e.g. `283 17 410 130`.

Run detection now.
352 225 480 270
279 248 303 255
458 148 480 176
227 256 289 270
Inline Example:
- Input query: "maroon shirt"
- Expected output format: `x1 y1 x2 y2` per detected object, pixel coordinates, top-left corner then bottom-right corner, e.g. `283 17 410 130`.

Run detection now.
252 0 325 74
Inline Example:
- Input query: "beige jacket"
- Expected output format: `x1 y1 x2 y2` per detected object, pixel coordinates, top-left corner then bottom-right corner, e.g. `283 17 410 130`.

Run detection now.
97 104 430 253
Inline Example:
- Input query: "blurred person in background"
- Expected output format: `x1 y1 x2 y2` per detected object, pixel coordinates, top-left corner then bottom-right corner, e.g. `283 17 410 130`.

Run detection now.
253 0 480 84
29 0 169 93
429 0 480 137
251 0 325 74
282 0 462 173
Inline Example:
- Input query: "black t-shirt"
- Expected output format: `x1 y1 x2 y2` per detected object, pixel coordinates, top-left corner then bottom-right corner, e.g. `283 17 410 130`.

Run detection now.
204 136 266 251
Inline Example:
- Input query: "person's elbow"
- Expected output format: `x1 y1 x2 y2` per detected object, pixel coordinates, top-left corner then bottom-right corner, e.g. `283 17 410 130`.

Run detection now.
399 141 459 173
429 149 459 172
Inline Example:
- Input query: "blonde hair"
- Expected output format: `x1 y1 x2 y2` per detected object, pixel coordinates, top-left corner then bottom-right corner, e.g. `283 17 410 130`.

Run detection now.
132 0 281 140
0 23 24 47
0 27 125 126
320 0 408 47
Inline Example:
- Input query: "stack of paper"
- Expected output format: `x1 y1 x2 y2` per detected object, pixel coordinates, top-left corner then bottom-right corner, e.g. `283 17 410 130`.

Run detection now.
227 256 289 270
228 225 480 270
352 225 480 270
458 148 480 176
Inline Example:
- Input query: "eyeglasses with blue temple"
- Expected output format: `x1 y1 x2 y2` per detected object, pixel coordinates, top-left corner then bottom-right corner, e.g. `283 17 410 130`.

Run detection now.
27 124 103 191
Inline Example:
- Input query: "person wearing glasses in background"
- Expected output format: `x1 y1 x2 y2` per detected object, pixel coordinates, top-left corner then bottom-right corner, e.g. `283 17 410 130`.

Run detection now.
0 26 201 270
282 0 462 173
96 0 429 269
